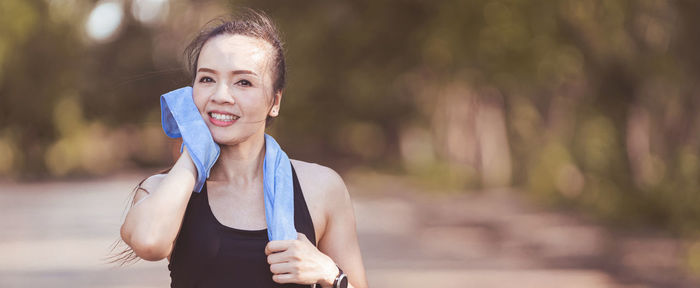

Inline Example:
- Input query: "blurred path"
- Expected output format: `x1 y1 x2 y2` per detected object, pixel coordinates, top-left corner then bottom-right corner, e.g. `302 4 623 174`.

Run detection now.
0 172 696 287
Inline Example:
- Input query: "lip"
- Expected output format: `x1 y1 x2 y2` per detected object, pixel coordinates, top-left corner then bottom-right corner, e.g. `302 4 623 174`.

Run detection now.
207 110 239 127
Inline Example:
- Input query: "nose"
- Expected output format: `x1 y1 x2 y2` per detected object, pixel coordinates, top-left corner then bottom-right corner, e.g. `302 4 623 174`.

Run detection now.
210 82 235 105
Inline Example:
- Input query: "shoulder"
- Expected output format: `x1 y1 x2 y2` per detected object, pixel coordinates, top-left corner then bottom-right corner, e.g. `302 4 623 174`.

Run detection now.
290 159 350 212
291 160 345 190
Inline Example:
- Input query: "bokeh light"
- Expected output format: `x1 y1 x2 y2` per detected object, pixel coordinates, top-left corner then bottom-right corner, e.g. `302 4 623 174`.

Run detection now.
85 0 124 42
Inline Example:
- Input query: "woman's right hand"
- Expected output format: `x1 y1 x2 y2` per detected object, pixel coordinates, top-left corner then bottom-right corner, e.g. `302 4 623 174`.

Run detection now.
120 148 198 261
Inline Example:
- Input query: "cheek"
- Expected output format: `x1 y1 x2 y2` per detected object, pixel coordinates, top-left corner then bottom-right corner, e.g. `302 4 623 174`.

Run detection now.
241 95 270 113
192 87 208 112
234 88 265 107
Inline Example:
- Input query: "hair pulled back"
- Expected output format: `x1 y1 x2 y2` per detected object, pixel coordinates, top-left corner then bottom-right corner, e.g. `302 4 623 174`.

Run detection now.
184 9 286 125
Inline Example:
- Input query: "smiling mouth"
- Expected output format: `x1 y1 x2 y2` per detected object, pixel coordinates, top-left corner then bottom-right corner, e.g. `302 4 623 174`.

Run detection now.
208 112 240 122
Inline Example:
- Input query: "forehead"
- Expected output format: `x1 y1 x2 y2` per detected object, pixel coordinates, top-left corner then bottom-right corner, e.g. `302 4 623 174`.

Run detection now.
198 34 274 76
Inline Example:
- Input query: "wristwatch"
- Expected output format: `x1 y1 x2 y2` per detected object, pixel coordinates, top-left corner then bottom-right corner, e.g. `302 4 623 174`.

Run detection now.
333 265 348 288
311 265 348 288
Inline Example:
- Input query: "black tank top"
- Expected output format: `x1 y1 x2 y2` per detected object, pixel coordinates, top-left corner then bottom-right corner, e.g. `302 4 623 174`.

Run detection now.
168 165 316 288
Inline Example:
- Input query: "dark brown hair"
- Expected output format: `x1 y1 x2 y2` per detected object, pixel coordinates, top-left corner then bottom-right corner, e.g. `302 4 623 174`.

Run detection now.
184 9 286 126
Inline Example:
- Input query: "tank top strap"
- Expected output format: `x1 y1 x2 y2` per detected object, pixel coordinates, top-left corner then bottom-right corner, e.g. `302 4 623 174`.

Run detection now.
291 163 316 246
168 161 317 288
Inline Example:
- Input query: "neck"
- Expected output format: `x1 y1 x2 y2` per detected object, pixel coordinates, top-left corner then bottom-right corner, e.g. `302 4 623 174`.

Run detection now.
208 133 266 185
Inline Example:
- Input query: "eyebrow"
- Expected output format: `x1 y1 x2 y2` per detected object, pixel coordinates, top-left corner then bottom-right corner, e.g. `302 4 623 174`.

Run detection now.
197 67 258 76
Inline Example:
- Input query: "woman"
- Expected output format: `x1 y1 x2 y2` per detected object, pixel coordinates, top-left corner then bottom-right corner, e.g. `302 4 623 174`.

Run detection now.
119 10 368 288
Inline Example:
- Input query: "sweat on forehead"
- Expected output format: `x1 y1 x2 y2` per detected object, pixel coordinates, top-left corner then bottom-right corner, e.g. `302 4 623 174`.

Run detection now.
198 34 276 77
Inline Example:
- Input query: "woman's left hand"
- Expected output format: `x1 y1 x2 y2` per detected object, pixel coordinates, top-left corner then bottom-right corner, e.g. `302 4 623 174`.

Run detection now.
265 233 339 287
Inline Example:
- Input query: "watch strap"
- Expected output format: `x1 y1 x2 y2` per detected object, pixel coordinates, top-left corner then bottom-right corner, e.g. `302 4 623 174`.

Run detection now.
311 265 346 288
333 266 347 288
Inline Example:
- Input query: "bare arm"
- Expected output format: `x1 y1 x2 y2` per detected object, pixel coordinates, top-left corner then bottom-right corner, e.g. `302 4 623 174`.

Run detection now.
265 165 368 288
316 168 368 288
120 150 197 261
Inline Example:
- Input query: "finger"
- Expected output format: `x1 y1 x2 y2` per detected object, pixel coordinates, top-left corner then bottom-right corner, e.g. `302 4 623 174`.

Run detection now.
265 240 294 255
272 273 295 284
269 262 293 274
296 233 314 247
267 249 291 264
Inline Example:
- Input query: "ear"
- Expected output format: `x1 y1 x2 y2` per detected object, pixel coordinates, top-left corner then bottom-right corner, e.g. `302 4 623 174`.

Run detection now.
269 91 283 117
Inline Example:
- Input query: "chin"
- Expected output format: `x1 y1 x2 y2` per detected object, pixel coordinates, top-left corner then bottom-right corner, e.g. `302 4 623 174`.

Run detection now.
209 125 264 146
212 135 241 146
211 131 254 146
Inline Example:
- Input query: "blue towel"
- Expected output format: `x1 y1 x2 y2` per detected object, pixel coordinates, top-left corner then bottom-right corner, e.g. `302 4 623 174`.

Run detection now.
263 134 298 241
160 87 297 241
160 86 220 193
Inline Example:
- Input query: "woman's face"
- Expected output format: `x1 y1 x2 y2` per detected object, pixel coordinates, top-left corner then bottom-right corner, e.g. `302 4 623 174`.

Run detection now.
192 34 280 145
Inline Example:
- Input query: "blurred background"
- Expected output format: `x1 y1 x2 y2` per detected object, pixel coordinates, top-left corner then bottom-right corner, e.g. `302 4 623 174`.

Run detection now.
0 0 699 287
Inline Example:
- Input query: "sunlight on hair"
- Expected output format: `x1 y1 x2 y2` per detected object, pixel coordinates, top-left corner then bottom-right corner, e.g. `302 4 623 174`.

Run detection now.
85 0 124 42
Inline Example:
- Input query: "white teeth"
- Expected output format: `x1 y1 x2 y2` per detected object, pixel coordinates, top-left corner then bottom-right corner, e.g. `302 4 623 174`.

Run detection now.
210 112 239 121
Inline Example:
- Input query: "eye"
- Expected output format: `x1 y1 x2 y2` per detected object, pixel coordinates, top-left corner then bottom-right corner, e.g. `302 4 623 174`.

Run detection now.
198 76 215 83
236 79 252 87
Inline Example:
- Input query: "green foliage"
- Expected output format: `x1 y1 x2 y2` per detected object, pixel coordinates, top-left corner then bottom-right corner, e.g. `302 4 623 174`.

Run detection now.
0 0 699 244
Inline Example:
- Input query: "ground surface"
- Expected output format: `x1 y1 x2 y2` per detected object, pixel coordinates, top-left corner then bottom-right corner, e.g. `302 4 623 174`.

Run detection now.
0 172 696 288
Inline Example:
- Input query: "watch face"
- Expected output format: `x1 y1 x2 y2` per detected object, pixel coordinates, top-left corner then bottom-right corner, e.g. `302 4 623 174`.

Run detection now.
338 274 348 288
